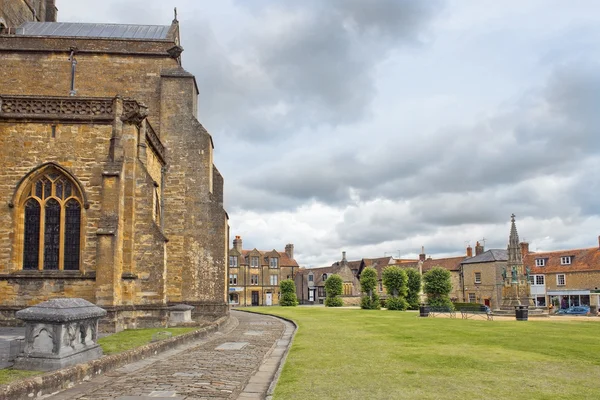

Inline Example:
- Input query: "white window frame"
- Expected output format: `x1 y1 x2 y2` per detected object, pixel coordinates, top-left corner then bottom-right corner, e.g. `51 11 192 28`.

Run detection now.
535 258 545 267
229 273 237 286
270 257 279 268
557 274 566 286
560 256 571 265
308 274 314 282
251 256 259 267
528 275 534 285
229 256 238 268
474 272 482 284
270 274 278 286
468 293 476 303
535 275 545 285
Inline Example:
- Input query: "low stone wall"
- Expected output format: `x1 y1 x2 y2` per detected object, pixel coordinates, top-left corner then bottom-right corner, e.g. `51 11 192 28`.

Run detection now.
342 296 361 306
0 315 229 400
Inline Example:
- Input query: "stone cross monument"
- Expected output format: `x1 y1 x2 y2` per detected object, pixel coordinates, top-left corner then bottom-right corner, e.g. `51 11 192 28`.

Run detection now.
500 214 534 309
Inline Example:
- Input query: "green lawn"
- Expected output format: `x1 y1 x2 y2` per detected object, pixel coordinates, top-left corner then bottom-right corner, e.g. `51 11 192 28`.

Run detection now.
253 307 600 400
98 327 197 355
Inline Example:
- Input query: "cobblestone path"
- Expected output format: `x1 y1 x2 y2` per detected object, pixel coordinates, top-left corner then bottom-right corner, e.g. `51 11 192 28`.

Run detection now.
46 310 293 400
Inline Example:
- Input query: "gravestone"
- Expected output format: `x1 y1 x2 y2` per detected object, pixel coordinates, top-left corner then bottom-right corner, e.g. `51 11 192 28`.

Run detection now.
168 304 194 324
14 298 107 371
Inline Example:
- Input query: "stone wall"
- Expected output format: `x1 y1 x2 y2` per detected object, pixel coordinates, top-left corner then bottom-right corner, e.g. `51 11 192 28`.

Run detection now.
0 24 228 327
545 271 600 291
0 0 56 29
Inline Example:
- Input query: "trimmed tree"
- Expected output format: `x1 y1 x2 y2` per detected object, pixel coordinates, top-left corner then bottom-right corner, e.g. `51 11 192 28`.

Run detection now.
324 274 343 307
406 268 422 310
423 266 454 309
279 279 298 306
360 267 380 310
382 266 408 310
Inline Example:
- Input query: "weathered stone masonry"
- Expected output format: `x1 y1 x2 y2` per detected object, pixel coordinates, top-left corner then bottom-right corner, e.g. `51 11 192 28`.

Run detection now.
0 14 229 330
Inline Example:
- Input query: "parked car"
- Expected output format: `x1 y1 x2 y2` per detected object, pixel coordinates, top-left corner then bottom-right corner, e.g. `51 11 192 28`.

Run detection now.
556 306 590 315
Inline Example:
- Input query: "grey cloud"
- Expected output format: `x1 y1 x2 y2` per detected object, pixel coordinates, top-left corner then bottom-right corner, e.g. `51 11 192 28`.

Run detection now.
241 61 600 215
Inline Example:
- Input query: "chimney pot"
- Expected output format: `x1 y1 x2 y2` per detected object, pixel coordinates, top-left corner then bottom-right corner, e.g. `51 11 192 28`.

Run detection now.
233 236 242 252
475 241 484 256
285 243 294 260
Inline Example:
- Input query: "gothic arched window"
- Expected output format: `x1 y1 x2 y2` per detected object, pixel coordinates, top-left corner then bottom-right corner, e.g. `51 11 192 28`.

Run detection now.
21 169 83 271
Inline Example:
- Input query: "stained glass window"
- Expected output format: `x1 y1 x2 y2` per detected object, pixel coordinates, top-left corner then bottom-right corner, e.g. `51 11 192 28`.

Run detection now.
43 199 60 270
64 200 81 270
21 168 83 271
23 199 41 270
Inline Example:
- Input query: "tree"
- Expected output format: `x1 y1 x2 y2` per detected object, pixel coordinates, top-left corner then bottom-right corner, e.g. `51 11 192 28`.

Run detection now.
406 268 422 310
382 266 408 310
423 266 453 309
360 267 380 310
279 279 298 306
324 274 343 307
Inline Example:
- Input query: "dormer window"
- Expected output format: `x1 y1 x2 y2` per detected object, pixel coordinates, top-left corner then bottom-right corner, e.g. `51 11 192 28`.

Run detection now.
560 256 572 265
270 257 279 268
251 256 259 267
322 274 327 281
535 258 545 267
308 273 314 282
229 256 238 268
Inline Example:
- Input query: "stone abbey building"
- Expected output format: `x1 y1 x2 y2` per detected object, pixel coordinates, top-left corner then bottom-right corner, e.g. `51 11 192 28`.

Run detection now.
0 1 229 331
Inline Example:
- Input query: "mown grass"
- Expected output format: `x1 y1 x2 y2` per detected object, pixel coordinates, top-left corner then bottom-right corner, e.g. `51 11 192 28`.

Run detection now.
253 307 600 400
0 326 197 386
97 327 197 355
0 369 41 385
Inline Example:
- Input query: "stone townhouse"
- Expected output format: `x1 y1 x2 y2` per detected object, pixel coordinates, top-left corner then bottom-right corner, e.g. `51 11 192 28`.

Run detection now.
295 252 361 305
460 249 507 309
0 4 229 331
228 236 299 306
525 237 600 312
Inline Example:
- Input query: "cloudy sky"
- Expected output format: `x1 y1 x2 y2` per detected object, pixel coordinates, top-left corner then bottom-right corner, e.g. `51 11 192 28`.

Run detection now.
57 1 600 267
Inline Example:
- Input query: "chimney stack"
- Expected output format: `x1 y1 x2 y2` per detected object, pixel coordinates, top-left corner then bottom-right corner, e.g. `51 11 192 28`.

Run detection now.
285 243 294 260
520 242 529 258
233 235 242 252
475 241 484 256
466 245 473 258
419 246 426 262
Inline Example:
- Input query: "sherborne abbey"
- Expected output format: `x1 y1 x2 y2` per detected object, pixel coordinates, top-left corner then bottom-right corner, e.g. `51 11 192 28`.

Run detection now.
0 0 229 331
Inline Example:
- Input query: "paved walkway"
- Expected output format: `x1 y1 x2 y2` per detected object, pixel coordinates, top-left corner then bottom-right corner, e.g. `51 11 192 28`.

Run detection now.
44 310 294 400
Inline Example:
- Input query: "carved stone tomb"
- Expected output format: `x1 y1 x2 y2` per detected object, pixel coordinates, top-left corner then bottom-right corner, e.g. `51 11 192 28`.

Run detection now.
14 298 107 371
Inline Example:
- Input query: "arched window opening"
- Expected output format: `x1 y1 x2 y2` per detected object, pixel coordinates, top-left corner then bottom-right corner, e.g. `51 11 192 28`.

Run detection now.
20 169 83 271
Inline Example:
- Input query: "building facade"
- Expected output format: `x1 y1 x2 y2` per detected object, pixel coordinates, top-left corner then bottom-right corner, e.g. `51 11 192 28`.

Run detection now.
228 236 299 306
0 6 229 331
525 238 600 312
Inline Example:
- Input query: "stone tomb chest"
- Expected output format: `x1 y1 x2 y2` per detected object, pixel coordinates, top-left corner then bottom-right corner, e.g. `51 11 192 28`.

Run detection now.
14 298 107 371
169 304 194 324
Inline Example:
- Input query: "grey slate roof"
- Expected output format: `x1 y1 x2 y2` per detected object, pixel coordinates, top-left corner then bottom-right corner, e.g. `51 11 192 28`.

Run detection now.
16 22 171 40
461 249 508 264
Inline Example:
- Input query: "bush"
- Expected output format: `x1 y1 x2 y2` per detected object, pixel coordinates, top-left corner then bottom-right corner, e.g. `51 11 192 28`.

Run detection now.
279 279 298 306
385 296 408 311
325 297 344 307
406 268 422 310
325 274 343 307
423 267 453 309
360 292 381 310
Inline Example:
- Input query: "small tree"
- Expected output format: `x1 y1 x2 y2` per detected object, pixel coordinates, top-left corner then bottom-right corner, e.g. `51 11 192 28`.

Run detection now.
279 279 298 306
382 266 408 310
406 268 422 310
360 267 380 310
324 274 343 307
423 266 453 309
